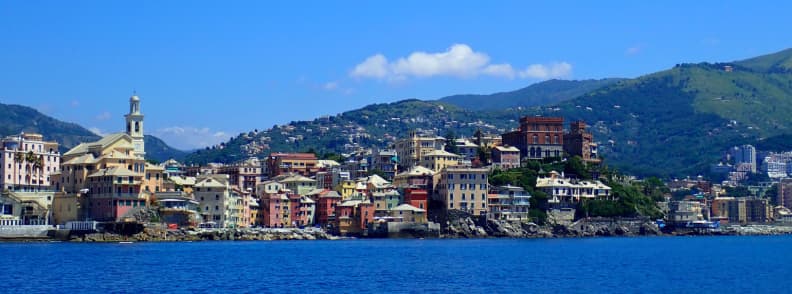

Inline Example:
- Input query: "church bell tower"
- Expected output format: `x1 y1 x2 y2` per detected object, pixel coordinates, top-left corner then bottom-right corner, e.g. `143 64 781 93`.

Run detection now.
125 93 145 158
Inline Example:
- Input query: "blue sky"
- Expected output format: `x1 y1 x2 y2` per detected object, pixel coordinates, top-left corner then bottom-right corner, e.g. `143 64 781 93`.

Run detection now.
1 1 790 150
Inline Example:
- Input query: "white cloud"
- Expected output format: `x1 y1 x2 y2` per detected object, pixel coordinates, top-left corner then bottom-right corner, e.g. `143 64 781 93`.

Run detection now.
95 111 112 121
350 44 572 81
152 126 230 150
70 100 80 107
323 82 339 90
351 54 389 79
625 46 641 55
88 127 107 137
517 62 573 79
483 63 516 79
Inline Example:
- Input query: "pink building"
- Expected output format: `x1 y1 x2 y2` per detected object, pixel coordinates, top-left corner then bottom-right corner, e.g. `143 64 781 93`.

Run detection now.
492 145 520 170
0 133 60 191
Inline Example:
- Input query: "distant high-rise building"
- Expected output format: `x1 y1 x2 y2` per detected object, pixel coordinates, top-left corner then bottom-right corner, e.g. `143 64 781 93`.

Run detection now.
730 145 756 173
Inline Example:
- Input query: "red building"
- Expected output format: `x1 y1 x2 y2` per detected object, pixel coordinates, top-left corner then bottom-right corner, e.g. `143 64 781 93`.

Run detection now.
502 116 564 160
563 121 600 163
334 200 375 236
403 188 428 211
316 191 342 226
266 153 319 178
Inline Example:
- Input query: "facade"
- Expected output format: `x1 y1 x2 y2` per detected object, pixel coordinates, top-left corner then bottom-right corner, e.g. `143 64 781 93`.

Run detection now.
393 131 446 169
487 185 531 221
275 174 317 196
372 190 402 215
194 174 243 228
403 187 428 211
155 191 200 228
266 153 318 177
779 179 792 210
419 150 462 173
0 133 60 191
730 145 757 173
334 198 375 235
491 145 520 170
535 171 612 207
563 121 599 163
316 190 342 226
388 204 427 224
393 166 435 190
370 149 398 180
668 200 704 225
502 116 564 160
454 139 479 161
215 157 262 193
436 167 490 216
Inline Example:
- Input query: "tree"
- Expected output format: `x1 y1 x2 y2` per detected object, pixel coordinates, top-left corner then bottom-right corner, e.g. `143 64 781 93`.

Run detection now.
31 155 43 191
25 151 36 187
12 151 23 191
444 131 459 154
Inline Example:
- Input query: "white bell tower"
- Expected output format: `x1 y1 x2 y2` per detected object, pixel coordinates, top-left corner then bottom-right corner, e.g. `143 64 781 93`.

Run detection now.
125 93 145 158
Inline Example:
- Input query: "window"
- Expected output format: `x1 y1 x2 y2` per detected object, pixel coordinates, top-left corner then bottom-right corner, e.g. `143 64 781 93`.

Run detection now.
215 206 219 211
216 195 220 200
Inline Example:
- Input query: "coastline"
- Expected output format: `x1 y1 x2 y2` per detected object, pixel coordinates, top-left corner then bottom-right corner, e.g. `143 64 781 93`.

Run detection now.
3 221 792 243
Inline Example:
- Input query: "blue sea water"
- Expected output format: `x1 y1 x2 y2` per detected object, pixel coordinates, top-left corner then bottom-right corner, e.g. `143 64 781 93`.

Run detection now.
1 236 791 293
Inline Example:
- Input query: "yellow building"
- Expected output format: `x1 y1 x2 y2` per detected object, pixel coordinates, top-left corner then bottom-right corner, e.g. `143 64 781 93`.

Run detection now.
51 94 163 223
336 180 357 199
393 131 446 169
436 167 490 216
419 150 462 173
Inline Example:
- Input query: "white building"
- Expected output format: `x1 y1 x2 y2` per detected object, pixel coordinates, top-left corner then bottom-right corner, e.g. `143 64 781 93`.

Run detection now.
0 133 60 191
535 171 612 206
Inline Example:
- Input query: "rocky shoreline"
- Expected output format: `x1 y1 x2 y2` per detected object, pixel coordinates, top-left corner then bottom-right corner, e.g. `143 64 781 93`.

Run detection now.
66 227 340 242
4 217 792 243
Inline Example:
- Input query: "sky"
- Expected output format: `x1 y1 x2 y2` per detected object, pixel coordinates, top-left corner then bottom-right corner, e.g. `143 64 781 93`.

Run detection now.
1 1 791 150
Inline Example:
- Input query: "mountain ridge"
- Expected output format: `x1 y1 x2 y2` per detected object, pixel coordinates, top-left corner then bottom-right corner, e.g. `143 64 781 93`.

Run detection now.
436 78 625 110
0 102 187 162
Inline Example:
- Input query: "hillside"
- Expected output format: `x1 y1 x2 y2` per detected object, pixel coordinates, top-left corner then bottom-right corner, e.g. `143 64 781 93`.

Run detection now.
144 135 189 163
184 48 792 178
0 102 187 162
437 78 623 110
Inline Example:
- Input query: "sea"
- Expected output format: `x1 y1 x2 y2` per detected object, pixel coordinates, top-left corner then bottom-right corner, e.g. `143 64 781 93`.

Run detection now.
1 236 790 293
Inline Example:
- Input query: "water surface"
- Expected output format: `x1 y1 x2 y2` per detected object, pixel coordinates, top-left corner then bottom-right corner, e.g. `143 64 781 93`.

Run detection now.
2 236 790 293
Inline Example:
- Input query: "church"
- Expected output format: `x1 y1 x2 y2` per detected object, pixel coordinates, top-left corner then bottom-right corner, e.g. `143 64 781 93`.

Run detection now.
52 94 164 224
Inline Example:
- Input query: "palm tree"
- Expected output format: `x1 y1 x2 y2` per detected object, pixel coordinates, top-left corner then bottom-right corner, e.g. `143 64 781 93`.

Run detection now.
31 155 43 192
25 151 36 189
13 151 24 191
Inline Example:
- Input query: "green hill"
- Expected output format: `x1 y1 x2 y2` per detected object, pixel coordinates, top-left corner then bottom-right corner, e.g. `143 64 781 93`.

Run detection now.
0 102 187 162
438 78 623 110
185 48 792 178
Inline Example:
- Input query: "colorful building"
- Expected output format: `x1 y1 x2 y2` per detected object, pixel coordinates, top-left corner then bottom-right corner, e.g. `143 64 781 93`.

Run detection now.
393 131 446 169
487 185 531 221
266 153 318 177
436 167 490 216
491 145 520 170
535 171 612 207
0 133 60 191
502 116 564 160
563 121 599 163
194 174 243 228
